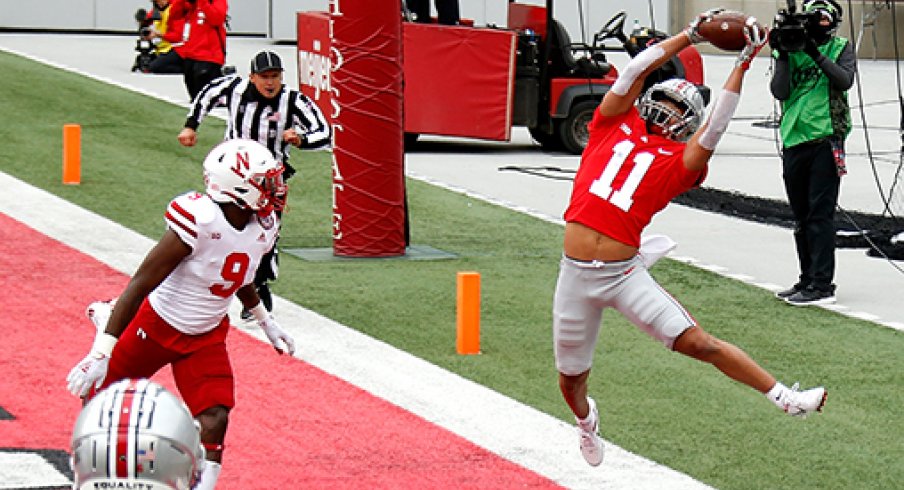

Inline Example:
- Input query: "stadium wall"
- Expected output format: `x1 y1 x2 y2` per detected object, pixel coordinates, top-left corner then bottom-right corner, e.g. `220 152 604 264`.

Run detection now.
0 0 668 47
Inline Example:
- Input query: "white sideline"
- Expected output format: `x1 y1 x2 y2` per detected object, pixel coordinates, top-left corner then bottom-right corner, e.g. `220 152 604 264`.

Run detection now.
0 171 714 489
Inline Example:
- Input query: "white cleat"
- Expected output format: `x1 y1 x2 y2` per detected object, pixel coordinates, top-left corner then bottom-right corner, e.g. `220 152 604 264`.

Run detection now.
577 397 604 466
85 299 115 332
780 382 827 417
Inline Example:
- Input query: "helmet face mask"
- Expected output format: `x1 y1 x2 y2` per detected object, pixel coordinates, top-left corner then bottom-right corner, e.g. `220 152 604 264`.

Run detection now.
203 139 286 216
70 379 204 490
638 78 705 142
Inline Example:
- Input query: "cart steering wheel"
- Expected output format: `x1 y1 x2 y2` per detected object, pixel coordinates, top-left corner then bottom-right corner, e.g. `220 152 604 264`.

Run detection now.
594 11 628 45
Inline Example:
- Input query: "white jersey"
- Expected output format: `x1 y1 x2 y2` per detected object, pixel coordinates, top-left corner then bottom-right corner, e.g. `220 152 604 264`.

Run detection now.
149 192 279 335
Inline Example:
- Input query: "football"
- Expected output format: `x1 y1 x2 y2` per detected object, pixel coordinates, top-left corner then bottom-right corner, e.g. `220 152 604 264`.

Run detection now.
696 11 765 51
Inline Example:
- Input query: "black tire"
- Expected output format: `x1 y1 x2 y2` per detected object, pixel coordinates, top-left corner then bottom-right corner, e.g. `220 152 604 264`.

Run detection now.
403 132 420 151
529 126 563 152
558 100 598 155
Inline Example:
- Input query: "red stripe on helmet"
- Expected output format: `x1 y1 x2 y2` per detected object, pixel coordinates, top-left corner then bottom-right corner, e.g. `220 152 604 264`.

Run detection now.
114 380 139 478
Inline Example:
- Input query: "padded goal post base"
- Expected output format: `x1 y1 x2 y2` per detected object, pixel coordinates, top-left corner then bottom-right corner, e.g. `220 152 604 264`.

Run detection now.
298 2 406 257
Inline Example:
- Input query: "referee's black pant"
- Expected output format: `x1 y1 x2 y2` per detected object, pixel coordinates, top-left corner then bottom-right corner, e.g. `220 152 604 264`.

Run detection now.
782 138 841 293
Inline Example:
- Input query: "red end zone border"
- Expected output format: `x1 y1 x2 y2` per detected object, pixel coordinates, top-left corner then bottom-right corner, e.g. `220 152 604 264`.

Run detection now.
0 212 561 488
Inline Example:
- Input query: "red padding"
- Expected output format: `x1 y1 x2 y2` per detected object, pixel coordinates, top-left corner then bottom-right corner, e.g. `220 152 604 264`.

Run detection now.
403 23 516 141
330 0 407 257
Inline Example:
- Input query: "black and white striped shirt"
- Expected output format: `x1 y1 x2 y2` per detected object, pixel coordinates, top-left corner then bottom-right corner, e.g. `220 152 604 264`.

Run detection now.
184 76 331 174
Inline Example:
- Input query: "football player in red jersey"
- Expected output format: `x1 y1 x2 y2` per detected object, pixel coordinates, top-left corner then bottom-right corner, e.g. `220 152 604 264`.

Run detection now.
66 139 296 490
553 13 827 467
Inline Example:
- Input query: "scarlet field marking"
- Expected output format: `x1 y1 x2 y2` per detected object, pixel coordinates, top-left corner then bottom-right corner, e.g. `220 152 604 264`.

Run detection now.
0 202 560 489
0 169 714 490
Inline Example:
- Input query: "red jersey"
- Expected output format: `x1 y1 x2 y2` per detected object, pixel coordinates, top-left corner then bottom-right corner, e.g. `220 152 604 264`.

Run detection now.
563 106 706 247
169 0 228 64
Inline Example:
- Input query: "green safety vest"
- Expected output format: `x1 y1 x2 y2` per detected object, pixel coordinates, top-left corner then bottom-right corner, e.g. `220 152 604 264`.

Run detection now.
777 37 851 148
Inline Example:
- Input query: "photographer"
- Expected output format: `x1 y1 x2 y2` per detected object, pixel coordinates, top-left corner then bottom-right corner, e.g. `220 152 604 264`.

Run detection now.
168 0 229 100
769 0 857 306
135 0 185 74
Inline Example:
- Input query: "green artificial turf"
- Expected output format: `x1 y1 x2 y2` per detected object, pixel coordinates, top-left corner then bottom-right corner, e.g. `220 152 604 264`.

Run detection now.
2 49 903 489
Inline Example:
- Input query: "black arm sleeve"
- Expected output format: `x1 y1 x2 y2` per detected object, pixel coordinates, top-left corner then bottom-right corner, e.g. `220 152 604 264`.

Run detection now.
770 56 791 101
815 41 857 91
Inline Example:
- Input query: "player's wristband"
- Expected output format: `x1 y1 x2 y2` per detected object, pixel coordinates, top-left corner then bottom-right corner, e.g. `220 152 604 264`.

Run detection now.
91 333 118 357
249 302 270 324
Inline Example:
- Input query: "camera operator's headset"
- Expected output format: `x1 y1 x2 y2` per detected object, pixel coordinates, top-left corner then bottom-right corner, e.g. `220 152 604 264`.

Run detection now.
802 0 843 38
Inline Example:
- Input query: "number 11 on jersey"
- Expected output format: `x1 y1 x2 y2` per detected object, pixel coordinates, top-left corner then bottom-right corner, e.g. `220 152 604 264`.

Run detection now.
588 139 655 212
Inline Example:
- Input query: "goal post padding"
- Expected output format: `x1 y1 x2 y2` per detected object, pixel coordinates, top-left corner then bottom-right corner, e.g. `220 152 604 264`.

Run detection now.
297 2 406 257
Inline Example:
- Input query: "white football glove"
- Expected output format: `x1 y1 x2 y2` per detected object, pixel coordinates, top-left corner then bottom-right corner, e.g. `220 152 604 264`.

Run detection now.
66 333 117 397
736 18 768 70
250 303 296 355
684 8 725 44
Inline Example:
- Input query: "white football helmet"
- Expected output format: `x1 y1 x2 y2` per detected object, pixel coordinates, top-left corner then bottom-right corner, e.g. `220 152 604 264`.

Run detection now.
70 379 204 490
638 78 705 142
203 139 286 215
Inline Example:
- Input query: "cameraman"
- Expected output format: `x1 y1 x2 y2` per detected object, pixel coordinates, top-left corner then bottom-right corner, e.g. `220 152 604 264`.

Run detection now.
139 0 185 74
769 0 857 306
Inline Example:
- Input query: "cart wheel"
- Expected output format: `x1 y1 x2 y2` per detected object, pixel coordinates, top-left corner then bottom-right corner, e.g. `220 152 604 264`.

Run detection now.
558 100 598 155
529 126 563 152
403 132 420 151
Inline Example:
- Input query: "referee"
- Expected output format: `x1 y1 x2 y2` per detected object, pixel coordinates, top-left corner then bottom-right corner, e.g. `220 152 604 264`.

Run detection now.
178 50 331 317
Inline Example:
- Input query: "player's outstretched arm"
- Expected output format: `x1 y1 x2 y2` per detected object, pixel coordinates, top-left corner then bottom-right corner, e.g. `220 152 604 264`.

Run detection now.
599 9 724 117
599 33 692 117
684 20 767 172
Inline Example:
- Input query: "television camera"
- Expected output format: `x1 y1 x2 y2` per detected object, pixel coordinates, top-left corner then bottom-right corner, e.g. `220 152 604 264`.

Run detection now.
132 6 161 72
769 0 841 52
